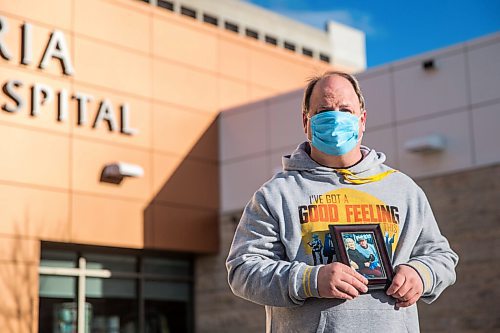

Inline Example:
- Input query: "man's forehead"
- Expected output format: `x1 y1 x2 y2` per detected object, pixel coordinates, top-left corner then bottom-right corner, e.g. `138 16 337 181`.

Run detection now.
311 75 359 106
316 75 354 92
317 91 353 104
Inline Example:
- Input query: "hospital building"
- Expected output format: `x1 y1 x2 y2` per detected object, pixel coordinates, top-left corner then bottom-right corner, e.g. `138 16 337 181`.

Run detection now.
0 0 498 332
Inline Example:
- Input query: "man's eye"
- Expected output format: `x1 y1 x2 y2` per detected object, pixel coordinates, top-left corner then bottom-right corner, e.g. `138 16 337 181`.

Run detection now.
340 108 353 113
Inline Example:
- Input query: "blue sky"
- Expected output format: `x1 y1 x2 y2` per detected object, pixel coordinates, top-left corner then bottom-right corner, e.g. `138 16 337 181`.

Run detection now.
245 0 500 67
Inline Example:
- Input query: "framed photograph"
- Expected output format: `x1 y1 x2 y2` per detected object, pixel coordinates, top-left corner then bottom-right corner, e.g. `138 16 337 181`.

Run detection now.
328 224 394 290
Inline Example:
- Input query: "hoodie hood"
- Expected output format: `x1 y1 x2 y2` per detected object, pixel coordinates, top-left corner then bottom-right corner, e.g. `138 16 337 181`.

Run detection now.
283 142 386 173
283 142 394 183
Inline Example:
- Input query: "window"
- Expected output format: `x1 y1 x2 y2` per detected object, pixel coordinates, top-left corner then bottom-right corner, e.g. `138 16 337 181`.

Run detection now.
245 28 259 39
157 0 174 11
284 41 296 51
302 47 313 57
38 245 193 333
224 21 239 33
265 35 278 46
180 6 196 19
203 14 218 26
320 53 331 63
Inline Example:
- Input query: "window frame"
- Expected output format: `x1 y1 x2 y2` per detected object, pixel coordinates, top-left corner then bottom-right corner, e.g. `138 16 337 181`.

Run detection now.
38 242 194 333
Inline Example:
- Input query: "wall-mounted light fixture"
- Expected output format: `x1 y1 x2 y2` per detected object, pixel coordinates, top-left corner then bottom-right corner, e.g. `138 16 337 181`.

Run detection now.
422 59 436 71
404 134 446 153
100 162 144 184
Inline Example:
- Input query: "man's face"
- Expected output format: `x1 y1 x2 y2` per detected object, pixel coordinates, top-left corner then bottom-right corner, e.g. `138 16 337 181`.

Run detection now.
359 239 368 248
303 75 366 142
346 239 356 250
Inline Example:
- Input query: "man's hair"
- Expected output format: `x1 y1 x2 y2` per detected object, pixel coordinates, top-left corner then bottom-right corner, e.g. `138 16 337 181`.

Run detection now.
302 71 366 116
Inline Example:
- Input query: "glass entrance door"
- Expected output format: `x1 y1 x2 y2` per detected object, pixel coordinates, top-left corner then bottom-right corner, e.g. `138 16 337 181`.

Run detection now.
38 246 193 333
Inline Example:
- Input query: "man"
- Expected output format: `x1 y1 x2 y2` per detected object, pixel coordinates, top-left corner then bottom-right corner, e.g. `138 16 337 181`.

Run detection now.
226 71 458 332
356 237 383 277
357 237 380 268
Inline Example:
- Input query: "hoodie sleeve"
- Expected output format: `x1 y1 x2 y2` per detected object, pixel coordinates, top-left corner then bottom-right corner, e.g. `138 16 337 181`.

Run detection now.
403 189 459 304
226 189 322 307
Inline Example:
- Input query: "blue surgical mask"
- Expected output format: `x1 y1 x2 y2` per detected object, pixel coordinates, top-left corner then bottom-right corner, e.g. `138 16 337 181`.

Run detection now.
308 111 362 156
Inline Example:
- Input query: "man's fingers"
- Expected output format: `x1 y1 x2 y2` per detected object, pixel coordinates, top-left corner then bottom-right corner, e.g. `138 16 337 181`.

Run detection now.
394 281 412 299
342 274 369 293
386 272 406 295
317 263 372 300
398 289 421 302
337 281 359 298
343 265 369 285
333 288 354 300
396 292 421 308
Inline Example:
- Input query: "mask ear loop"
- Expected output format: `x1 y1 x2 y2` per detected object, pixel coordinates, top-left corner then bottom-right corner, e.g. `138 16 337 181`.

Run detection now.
305 113 313 144
357 128 364 143
357 111 365 143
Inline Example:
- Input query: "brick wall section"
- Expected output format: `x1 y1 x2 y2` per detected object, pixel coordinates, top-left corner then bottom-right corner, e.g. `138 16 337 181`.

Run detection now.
195 212 265 333
416 163 500 332
195 163 500 333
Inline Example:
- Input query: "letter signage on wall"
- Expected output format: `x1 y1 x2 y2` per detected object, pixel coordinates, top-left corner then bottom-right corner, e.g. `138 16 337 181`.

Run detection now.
0 16 138 135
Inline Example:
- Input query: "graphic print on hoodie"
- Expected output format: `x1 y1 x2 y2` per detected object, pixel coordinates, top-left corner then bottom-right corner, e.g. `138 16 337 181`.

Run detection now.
278 143 401 268
299 188 399 266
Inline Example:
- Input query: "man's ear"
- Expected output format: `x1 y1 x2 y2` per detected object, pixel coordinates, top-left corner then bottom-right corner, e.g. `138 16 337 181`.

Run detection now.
360 109 367 132
302 112 308 133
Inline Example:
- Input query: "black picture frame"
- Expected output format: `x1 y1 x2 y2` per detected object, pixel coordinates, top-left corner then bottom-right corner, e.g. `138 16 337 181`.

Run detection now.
328 224 394 291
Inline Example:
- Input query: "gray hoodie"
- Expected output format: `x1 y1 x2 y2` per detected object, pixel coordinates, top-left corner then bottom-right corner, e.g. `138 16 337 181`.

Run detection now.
226 143 458 333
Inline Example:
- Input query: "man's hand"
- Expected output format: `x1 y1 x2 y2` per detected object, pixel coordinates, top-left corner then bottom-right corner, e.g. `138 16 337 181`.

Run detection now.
318 262 368 300
386 265 424 307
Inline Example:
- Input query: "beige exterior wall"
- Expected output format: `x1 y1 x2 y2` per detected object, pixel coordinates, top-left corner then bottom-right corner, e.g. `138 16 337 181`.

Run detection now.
0 0 342 330
219 91 305 212
359 32 500 177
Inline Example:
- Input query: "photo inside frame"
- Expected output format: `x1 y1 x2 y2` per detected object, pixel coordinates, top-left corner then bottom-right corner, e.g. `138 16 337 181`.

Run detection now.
341 231 387 280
